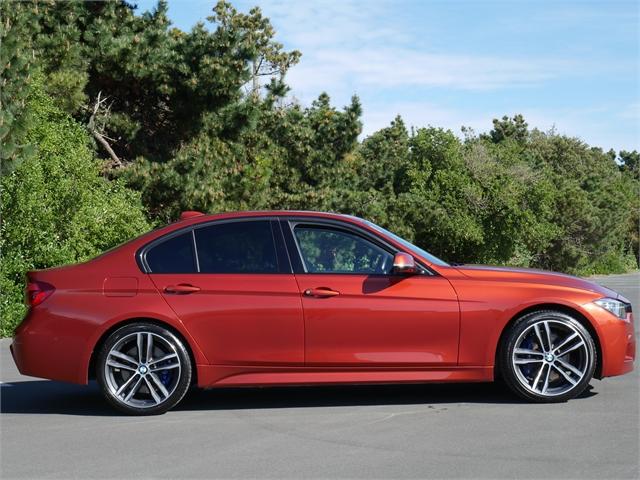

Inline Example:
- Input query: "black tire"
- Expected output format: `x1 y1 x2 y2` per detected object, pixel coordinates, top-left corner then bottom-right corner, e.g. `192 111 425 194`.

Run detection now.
96 322 192 415
498 310 597 403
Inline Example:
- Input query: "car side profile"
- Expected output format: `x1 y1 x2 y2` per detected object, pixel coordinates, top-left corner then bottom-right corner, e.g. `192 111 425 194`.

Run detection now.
11 211 636 415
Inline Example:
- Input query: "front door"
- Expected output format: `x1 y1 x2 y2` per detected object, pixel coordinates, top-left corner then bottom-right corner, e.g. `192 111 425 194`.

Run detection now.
146 219 303 366
286 222 459 366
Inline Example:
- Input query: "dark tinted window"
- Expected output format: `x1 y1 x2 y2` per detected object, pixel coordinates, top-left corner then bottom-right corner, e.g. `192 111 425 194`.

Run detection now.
195 221 278 273
146 232 196 273
294 226 393 274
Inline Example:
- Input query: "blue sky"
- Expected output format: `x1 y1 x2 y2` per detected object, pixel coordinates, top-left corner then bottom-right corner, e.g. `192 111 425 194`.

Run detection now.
134 0 639 151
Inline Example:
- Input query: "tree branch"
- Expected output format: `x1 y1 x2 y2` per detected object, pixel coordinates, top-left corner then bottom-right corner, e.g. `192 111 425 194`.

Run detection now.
91 129 121 168
87 91 122 168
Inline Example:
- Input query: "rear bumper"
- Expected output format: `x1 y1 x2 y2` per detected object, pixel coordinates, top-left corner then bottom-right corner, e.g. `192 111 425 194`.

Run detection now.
10 310 89 384
10 329 41 379
10 342 19 372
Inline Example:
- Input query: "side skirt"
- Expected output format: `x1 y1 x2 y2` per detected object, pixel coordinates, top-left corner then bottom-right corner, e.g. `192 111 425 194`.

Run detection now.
196 365 494 389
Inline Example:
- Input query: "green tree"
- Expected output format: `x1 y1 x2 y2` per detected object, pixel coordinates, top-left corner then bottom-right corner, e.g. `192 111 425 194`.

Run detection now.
619 150 639 180
487 114 529 144
0 1 37 174
528 133 636 274
0 82 150 336
126 111 276 221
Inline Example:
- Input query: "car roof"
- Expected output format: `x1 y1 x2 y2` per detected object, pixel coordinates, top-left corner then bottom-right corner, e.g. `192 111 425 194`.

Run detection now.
176 210 366 225
115 211 368 254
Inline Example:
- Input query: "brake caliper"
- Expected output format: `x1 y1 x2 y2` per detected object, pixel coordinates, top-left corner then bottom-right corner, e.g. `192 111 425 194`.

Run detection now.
521 337 536 377
160 370 172 387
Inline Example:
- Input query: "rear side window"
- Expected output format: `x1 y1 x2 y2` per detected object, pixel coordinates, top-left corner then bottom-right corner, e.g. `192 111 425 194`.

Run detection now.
146 232 196 273
194 221 278 273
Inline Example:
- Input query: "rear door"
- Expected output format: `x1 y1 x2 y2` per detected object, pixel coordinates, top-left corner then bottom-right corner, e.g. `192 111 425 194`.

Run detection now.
145 219 304 365
282 219 460 366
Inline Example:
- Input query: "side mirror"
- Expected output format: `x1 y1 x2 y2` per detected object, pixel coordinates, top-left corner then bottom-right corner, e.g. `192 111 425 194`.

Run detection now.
392 252 417 275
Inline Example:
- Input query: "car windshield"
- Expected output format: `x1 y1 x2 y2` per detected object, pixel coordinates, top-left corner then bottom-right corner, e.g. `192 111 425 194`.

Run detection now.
362 220 450 267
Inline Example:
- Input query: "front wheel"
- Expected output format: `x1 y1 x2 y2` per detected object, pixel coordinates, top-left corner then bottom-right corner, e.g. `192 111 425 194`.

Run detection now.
96 322 192 415
499 310 597 402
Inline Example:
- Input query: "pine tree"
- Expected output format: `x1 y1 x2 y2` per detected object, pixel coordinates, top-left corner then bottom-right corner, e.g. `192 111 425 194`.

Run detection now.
0 1 37 174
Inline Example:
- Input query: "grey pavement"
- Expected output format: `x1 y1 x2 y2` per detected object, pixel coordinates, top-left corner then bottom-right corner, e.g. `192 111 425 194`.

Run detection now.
1 273 638 479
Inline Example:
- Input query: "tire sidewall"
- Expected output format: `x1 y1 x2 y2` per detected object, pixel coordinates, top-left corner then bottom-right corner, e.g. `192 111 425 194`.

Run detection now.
96 322 192 415
499 311 597 403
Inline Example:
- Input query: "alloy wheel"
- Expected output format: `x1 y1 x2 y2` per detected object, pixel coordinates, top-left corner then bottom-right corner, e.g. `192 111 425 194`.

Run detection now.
104 331 182 408
511 319 590 397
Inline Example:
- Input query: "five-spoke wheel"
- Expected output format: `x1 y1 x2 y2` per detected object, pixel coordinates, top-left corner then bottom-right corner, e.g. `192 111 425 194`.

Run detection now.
500 310 596 402
97 323 192 415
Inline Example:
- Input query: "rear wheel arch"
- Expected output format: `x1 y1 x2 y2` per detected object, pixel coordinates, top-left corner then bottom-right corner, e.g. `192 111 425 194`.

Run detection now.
494 303 603 380
88 317 199 386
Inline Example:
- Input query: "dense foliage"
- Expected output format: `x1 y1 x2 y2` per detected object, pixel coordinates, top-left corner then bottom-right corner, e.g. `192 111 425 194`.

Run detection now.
0 0 638 335
0 81 151 336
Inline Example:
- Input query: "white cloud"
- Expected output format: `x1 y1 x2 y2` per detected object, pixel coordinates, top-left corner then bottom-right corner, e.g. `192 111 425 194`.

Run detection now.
236 0 638 151
289 48 562 93
244 0 575 103
619 102 640 121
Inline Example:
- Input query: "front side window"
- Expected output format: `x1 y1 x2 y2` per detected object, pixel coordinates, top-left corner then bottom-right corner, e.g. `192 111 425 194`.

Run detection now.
294 226 393 274
146 232 197 273
194 221 278 273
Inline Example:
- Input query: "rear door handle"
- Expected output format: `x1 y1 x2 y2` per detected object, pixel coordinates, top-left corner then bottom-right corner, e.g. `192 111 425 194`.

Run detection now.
303 287 340 298
164 284 201 294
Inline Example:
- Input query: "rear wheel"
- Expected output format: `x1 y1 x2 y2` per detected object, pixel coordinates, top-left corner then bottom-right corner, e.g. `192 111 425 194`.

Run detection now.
499 310 596 402
96 322 192 415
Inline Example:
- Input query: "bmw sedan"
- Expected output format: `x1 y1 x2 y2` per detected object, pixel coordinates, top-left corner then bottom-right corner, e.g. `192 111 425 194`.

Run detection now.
11 211 636 414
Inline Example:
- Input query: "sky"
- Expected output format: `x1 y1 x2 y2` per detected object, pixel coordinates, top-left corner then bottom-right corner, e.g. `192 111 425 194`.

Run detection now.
134 0 639 151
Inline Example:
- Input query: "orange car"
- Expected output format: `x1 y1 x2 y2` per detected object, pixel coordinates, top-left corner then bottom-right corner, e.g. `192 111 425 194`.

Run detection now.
12 211 635 415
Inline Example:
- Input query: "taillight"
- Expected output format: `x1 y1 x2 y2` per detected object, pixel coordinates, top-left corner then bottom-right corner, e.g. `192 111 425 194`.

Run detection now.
25 281 55 307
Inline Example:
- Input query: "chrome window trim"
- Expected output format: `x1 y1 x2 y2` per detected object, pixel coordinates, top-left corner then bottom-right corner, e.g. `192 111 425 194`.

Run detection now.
137 216 289 274
283 217 433 276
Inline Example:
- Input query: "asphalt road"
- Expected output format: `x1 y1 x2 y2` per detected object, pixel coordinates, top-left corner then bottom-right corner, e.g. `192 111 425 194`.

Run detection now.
1 273 638 479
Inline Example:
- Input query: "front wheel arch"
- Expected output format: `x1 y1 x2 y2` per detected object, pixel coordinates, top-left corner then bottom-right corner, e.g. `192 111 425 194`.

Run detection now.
88 317 198 387
494 304 603 381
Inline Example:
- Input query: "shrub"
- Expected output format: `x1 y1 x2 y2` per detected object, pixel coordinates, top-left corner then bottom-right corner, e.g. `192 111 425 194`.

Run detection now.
0 83 150 336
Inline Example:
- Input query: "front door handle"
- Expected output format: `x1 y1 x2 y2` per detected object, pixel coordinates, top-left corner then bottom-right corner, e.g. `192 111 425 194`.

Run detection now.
164 284 201 294
303 287 340 298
